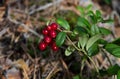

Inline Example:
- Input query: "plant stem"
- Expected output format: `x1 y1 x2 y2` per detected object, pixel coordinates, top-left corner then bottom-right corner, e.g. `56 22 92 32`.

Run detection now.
58 28 100 76
66 35 81 51
82 49 100 75
57 28 72 33
66 35 100 76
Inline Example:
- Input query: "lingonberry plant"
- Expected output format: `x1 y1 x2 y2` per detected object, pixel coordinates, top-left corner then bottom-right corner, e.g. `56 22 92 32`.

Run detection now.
39 5 120 79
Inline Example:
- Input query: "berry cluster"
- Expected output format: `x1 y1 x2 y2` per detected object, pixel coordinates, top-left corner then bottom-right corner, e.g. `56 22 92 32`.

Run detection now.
39 23 59 51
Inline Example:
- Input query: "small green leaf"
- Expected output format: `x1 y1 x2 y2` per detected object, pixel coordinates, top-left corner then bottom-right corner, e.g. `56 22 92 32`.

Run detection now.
107 64 120 75
86 4 93 11
56 32 66 47
73 26 88 35
99 27 111 35
73 75 80 79
96 10 102 22
65 46 75 56
104 44 120 57
87 43 99 56
77 17 91 28
100 64 120 76
91 25 100 35
87 11 97 24
77 6 85 15
117 70 120 79
78 35 88 49
112 38 120 46
87 10 94 16
90 15 97 24
98 39 108 45
96 10 101 18
86 34 101 50
56 17 70 30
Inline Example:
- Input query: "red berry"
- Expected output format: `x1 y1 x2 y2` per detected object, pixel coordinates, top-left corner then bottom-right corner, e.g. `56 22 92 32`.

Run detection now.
39 42 47 51
42 28 48 35
50 23 58 30
49 30 57 38
44 36 52 44
51 42 59 51
47 25 52 31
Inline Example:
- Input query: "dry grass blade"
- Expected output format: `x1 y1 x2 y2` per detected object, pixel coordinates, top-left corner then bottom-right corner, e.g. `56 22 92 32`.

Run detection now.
46 62 59 79
8 17 42 38
13 59 30 79
29 0 63 15
0 28 8 37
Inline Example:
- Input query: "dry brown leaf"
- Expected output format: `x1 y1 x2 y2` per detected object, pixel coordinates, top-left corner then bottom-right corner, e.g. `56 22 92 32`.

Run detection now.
6 68 21 79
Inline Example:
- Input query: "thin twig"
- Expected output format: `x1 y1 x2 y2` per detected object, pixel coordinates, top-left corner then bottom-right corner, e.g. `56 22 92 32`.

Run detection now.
8 17 42 38
66 35 81 51
33 65 37 79
29 0 63 15
46 62 59 79
82 49 100 75
0 28 8 37
7 5 42 38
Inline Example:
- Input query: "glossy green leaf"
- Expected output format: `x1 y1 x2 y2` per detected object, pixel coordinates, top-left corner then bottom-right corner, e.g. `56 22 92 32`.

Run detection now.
86 4 93 11
117 70 120 79
90 16 97 24
78 35 88 49
99 27 111 35
86 34 101 50
56 32 66 47
107 64 120 75
87 43 99 56
87 11 97 24
112 38 120 46
98 39 108 45
77 6 84 15
96 10 102 22
73 26 88 35
77 17 91 28
91 25 100 35
96 10 101 18
56 17 70 30
87 10 94 16
100 64 120 76
105 44 120 57
65 46 75 56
